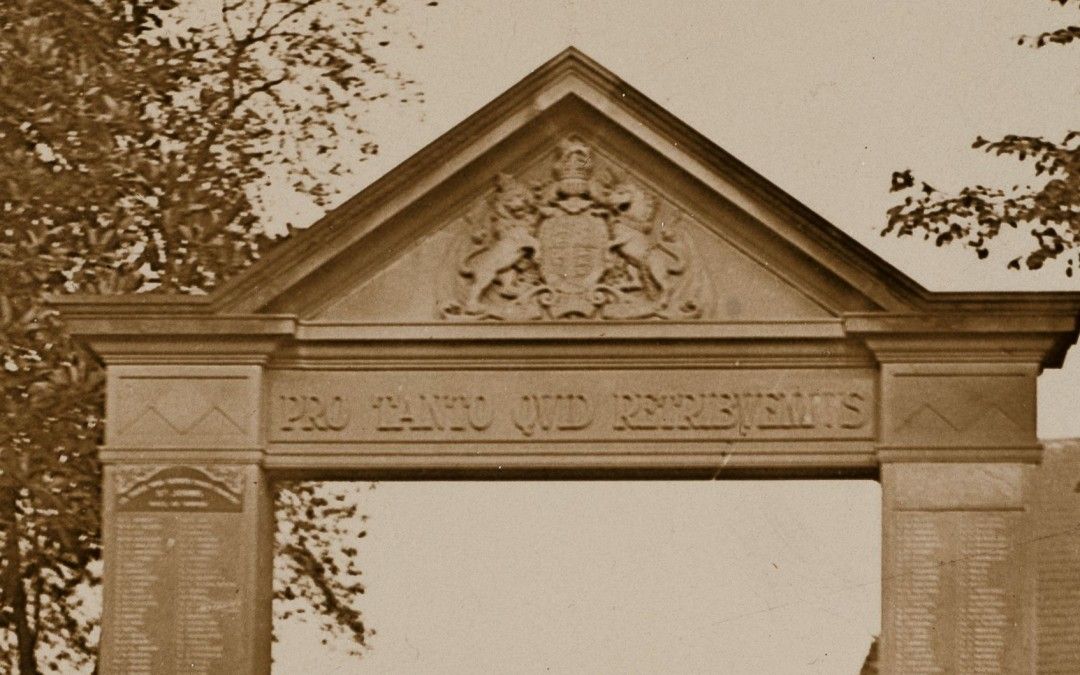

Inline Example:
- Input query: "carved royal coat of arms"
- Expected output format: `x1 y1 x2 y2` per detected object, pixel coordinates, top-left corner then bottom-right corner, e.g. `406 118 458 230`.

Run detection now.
439 138 712 320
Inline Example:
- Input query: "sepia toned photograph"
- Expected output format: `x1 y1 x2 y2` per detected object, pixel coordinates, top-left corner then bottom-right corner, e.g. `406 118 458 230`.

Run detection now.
2 1 1079 673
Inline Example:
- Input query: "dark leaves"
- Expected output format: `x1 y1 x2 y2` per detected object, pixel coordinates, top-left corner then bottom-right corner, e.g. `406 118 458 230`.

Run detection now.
1019 25 1080 48
1017 2 1080 47
274 482 372 654
890 169 914 192
1 0 434 668
883 129 1080 274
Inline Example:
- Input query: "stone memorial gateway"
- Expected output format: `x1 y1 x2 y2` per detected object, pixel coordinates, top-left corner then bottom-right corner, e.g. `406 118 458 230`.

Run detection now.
53 50 1080 673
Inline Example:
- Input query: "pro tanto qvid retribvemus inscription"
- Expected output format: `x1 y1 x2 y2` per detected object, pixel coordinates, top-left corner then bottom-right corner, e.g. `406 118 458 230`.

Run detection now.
270 369 874 443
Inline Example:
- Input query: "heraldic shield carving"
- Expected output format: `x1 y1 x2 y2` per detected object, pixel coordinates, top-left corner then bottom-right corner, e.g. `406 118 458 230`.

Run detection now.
439 138 713 320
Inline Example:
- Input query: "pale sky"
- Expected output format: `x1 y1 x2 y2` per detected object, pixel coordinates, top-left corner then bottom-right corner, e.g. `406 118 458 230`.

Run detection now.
268 1 1080 672
275 482 881 674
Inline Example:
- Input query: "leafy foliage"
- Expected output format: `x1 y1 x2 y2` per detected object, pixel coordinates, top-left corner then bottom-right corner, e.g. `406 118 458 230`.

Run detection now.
1019 0 1080 47
0 0 431 671
275 482 375 652
882 0 1080 275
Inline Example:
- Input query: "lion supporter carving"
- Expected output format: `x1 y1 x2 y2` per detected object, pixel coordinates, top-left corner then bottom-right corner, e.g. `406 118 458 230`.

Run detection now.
439 138 713 320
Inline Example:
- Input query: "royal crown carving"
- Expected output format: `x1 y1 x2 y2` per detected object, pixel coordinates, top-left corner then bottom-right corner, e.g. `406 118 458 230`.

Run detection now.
439 138 712 320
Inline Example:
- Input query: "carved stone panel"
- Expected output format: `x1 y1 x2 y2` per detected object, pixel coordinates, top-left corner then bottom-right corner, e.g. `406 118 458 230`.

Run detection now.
102 465 250 674
306 133 844 324
107 366 262 449
887 510 1024 673
268 367 875 448
889 464 1025 510
882 463 1029 673
438 137 714 320
881 367 1037 450
313 212 835 323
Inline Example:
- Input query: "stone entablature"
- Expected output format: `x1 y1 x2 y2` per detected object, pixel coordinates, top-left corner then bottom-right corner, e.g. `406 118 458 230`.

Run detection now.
270 368 874 442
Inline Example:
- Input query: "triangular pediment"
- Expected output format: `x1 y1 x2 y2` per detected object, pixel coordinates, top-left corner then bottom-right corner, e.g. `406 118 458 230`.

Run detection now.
308 137 843 323
206 48 928 323
48 48 1080 369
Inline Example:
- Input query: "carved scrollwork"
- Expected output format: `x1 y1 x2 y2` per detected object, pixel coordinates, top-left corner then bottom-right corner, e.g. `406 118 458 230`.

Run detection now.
113 464 245 499
439 137 712 320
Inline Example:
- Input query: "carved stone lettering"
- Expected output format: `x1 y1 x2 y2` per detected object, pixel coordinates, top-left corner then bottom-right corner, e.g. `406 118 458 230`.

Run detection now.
116 465 244 513
891 512 947 673
372 394 493 432
269 369 875 444
1035 445 1080 672
439 137 712 320
105 466 245 674
888 510 1023 674
612 390 868 435
278 394 350 432
956 514 1013 671
511 393 594 436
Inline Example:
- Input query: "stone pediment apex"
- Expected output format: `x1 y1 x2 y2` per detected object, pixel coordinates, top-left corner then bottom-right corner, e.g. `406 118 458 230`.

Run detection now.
48 48 1080 367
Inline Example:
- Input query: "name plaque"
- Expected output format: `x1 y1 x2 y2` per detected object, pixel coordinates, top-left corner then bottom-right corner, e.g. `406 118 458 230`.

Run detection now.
269 368 875 444
891 510 1022 673
107 466 245 674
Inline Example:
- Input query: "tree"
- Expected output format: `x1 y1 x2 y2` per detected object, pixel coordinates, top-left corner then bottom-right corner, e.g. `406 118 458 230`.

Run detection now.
882 0 1080 275
274 482 375 649
0 0 433 671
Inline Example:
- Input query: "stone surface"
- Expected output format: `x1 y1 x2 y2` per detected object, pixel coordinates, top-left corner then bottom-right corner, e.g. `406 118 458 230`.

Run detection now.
882 463 1029 674
101 463 273 675
269 367 875 444
880 365 1038 451
1033 441 1080 673
107 365 263 449
49 49 1080 674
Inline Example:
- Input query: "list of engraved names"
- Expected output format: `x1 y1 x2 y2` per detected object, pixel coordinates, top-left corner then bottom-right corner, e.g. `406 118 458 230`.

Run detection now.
891 510 1021 673
108 467 243 674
